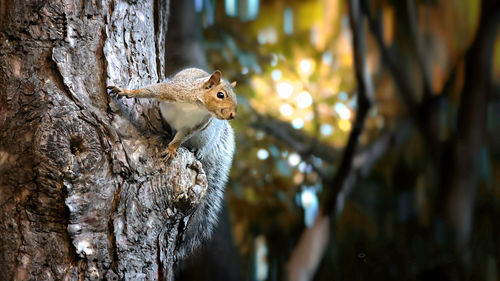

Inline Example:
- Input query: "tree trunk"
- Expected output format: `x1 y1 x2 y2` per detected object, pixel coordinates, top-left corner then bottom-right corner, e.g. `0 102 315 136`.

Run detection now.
0 1 207 280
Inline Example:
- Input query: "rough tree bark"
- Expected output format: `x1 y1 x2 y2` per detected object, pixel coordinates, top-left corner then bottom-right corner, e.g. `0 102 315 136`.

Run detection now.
0 1 209 280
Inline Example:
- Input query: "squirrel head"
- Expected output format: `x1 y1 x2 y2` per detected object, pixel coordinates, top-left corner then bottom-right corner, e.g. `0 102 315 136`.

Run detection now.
198 70 238 120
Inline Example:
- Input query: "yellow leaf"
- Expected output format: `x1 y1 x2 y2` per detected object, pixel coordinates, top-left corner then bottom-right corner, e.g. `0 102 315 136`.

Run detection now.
382 5 394 46
494 32 500 83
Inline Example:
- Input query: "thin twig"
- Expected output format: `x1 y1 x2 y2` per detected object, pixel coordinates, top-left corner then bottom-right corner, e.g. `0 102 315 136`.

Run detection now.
363 0 443 162
324 0 374 216
335 120 411 213
251 113 336 179
406 0 433 99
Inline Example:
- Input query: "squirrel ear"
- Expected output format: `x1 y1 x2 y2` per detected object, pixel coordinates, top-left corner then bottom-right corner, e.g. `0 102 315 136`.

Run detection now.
231 81 237 87
205 70 221 89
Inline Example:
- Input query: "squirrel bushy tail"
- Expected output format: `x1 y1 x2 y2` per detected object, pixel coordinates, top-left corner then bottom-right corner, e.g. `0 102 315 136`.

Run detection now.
176 119 235 258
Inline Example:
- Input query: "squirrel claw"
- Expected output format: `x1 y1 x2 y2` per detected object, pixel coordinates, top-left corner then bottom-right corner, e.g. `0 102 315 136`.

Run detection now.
194 149 204 160
107 86 128 97
161 147 177 163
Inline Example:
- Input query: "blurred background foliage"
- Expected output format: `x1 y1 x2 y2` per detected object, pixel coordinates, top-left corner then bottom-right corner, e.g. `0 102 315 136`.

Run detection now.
177 0 500 280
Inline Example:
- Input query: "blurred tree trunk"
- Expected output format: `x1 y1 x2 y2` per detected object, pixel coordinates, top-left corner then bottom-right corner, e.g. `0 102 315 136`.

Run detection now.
364 0 500 279
287 0 500 280
0 1 211 280
436 1 499 279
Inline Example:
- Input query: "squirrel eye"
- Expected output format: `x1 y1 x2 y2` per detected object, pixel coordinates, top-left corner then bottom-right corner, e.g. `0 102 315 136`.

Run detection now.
217 92 225 99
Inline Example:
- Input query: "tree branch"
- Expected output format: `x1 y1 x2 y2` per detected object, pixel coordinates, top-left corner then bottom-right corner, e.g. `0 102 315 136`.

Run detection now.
286 1 381 279
324 0 374 216
249 109 338 179
363 0 443 162
286 120 411 280
440 0 500 257
406 0 434 99
363 0 419 112
335 120 411 213
251 114 339 161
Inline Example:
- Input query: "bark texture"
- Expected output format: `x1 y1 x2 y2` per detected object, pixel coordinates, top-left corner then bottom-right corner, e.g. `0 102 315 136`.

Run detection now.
0 1 209 280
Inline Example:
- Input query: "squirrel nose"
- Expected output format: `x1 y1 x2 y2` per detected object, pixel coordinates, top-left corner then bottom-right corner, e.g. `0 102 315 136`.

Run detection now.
229 112 236 119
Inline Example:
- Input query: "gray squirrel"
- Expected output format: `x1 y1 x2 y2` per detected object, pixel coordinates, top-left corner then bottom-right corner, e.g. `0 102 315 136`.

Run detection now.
107 67 237 258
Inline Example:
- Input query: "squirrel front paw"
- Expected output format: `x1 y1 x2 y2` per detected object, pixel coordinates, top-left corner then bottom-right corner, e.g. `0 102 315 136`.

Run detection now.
161 145 177 163
107 86 130 98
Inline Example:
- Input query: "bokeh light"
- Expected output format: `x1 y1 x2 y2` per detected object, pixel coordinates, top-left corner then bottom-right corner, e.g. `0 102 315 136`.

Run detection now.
288 153 301 166
297 91 313 109
338 119 351 131
279 103 293 116
320 124 333 136
334 102 351 120
276 81 293 98
271 69 282 80
257 149 269 160
298 58 315 76
292 118 304 129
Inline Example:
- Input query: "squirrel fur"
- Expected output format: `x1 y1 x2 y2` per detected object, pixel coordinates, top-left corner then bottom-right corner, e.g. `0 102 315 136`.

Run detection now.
107 67 237 258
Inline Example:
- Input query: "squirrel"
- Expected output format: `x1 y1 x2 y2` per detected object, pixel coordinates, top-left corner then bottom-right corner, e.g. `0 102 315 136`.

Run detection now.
107 67 237 258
